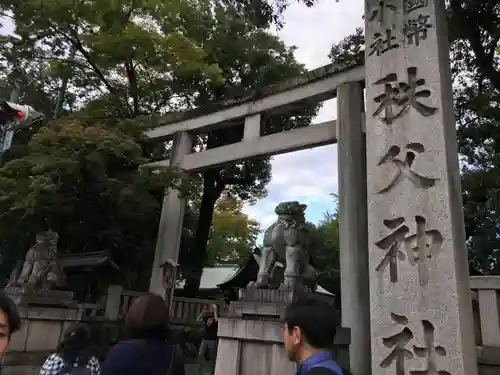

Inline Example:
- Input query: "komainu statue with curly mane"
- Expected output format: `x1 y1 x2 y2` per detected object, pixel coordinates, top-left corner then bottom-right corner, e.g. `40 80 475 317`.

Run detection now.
248 201 316 290
9 230 65 291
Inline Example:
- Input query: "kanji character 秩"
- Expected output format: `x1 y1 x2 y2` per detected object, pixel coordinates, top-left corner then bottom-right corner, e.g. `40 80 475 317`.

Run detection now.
373 67 438 125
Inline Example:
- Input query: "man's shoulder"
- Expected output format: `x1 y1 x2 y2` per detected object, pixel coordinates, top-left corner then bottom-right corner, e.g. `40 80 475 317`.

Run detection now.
306 365 352 375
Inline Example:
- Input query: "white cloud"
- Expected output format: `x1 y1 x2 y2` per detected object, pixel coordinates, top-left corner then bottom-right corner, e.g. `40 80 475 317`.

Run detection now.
243 0 364 233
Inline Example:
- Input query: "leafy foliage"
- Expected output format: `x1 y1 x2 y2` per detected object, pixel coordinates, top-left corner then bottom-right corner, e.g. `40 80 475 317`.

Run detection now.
0 118 178 291
0 0 224 117
0 0 319 295
206 195 260 266
449 0 500 274
307 210 340 296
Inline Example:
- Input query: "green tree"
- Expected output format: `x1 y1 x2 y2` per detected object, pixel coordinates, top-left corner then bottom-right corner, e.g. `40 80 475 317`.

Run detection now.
0 0 317 295
0 118 179 292
307 209 340 297
328 1 500 275
206 195 260 266
0 0 223 117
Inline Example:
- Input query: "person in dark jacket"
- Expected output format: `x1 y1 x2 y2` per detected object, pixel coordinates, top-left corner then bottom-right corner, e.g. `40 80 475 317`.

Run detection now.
283 297 344 375
101 294 185 375
39 323 100 375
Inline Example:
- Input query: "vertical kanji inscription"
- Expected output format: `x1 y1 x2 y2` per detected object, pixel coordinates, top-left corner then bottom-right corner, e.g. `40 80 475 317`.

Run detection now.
380 313 414 375
404 0 429 14
375 216 444 285
373 67 438 125
374 142 438 194
404 15 432 46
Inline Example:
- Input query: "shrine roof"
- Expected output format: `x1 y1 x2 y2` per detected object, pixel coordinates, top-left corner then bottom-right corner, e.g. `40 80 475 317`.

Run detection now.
60 250 119 271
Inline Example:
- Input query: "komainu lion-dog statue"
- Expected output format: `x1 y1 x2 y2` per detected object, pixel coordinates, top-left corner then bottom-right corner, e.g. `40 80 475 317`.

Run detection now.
247 201 317 290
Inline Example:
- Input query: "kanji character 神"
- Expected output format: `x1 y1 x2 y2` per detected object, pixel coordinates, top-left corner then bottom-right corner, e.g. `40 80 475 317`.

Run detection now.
374 217 409 283
404 216 444 286
375 216 444 285
373 67 438 125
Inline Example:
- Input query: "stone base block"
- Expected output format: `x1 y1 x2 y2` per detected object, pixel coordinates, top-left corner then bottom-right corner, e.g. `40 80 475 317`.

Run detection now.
215 316 296 375
215 291 347 375
5 286 75 307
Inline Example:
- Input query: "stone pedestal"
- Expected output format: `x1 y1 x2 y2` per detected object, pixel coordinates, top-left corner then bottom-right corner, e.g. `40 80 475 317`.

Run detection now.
215 289 347 375
5 286 75 307
8 303 85 354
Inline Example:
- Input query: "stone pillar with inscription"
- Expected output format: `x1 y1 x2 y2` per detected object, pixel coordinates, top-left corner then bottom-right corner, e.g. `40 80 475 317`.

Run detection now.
149 131 192 296
364 1 478 375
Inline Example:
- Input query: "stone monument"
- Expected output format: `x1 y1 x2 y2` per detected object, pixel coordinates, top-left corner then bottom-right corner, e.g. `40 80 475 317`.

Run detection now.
5 230 74 306
364 1 477 374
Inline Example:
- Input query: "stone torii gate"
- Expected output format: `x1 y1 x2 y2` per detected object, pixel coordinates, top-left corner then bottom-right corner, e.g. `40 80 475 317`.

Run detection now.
144 1 478 374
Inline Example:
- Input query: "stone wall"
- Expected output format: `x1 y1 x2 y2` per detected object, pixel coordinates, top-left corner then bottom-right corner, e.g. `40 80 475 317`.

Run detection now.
4 304 119 375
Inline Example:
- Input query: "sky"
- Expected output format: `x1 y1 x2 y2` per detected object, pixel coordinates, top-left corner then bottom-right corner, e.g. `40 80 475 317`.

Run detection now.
0 0 365 240
242 0 364 235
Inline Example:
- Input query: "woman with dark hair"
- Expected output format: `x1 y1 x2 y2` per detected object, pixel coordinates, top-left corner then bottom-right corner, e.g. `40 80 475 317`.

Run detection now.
39 323 100 375
101 294 185 375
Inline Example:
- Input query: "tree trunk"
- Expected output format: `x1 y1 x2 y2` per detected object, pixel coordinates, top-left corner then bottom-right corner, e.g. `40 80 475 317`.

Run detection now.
183 170 224 296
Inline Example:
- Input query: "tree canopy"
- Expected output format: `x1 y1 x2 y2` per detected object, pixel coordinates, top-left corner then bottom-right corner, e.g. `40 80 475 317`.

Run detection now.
0 118 177 290
0 0 318 294
307 209 340 297
206 195 260 266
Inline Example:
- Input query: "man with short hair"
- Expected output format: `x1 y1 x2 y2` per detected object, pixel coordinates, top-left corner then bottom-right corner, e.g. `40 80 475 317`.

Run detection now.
283 297 344 375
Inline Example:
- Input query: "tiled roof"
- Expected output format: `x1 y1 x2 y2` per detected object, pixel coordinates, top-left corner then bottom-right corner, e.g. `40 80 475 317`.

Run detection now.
177 264 334 296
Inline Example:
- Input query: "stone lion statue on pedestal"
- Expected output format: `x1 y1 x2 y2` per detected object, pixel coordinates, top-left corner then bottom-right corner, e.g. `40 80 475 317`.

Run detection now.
8 230 65 291
248 201 316 290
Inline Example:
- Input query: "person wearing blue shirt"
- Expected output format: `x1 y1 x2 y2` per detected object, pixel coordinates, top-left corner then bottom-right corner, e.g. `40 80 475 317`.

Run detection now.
283 296 346 375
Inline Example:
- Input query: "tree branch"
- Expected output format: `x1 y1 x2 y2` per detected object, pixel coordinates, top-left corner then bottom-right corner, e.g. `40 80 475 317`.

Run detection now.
450 1 500 93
